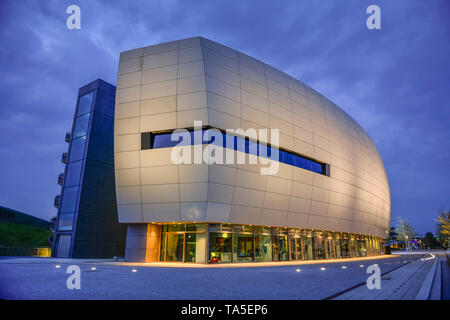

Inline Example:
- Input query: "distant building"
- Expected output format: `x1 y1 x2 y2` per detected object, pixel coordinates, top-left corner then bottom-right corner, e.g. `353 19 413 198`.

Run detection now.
52 79 126 258
0 206 51 229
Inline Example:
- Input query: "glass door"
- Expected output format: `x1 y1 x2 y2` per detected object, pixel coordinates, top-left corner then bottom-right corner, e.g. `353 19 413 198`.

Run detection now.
349 237 358 257
314 232 325 259
290 238 296 260
165 233 184 262
359 239 367 257
302 234 314 260
233 233 254 262
341 237 350 258
272 236 288 261
184 233 196 262
255 234 272 262
295 238 303 260
334 236 342 259
325 235 334 259
289 238 302 260
209 232 232 263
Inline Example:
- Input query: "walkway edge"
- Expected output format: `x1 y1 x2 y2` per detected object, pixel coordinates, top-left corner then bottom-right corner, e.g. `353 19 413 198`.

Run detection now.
324 257 420 300
415 256 439 300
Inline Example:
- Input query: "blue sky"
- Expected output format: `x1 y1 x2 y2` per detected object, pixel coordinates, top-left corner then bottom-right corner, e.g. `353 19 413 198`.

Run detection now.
0 0 448 235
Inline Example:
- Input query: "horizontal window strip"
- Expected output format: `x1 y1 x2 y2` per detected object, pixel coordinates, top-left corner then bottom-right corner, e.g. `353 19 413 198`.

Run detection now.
141 128 328 175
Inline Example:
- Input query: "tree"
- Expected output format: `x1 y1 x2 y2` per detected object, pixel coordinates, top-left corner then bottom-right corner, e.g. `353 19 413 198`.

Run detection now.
422 232 437 249
436 209 450 248
396 217 416 249
387 227 397 246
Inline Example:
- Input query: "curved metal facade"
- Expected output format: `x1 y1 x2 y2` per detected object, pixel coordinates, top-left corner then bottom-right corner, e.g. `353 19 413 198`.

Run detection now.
114 37 390 239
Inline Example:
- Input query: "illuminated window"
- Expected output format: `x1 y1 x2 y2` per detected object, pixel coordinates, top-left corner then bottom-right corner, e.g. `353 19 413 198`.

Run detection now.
141 128 328 175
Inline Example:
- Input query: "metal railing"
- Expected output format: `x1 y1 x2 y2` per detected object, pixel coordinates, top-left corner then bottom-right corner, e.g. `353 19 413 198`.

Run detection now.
54 195 60 208
61 152 69 164
0 247 51 257
57 173 64 186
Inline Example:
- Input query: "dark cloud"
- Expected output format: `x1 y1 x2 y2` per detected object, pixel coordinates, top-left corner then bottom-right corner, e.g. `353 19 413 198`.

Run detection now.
0 0 448 235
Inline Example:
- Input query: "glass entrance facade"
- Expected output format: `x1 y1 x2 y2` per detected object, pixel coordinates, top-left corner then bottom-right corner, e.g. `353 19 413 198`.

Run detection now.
158 223 383 264
160 224 207 263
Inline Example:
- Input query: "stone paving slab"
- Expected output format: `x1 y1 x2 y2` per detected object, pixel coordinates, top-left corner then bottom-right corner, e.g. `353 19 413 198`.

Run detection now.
428 256 443 300
334 257 435 300
0 254 423 300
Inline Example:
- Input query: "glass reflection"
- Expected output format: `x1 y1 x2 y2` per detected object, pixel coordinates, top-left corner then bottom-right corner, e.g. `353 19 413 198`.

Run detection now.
359 239 367 257
302 232 314 260
272 235 288 261
291 237 302 260
57 212 74 231
73 113 90 139
325 233 335 259
341 236 350 258
69 136 86 162
233 232 253 262
334 234 342 259
77 91 94 116
65 161 82 187
349 237 358 257
314 232 325 259
164 224 185 232
209 232 232 263
165 233 183 262
254 231 272 262
187 223 207 232
184 233 206 263
60 186 78 213
160 225 206 263
160 230 166 261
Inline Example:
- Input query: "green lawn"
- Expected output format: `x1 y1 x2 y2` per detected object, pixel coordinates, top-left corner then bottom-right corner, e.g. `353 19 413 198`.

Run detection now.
0 222 52 247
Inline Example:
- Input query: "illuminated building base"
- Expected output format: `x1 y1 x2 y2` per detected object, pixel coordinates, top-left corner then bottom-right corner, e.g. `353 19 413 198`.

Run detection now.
124 223 383 263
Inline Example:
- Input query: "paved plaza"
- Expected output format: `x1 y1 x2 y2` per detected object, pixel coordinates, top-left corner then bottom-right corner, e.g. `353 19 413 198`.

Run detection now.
0 253 447 300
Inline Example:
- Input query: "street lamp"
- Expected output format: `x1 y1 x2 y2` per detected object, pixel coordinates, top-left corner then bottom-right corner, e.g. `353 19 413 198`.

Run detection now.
405 235 409 252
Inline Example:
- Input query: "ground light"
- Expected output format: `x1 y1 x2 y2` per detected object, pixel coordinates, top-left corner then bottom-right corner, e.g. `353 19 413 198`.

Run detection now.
341 266 347 269
359 264 364 267
320 267 326 271
296 269 301 272
91 267 96 271
55 265 61 268
131 268 137 272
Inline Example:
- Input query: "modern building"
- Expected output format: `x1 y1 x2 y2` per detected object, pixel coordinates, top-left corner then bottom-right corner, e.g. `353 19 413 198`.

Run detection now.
52 79 126 258
114 37 391 263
